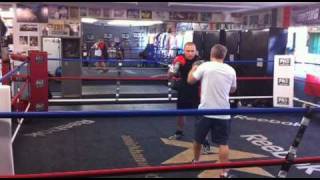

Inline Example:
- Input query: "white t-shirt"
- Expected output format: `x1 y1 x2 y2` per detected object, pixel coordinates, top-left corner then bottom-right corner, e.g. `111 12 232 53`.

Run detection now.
193 61 237 120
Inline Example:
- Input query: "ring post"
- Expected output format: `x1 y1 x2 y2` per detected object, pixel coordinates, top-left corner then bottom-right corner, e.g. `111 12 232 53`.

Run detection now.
277 106 314 178
29 50 48 111
0 85 14 175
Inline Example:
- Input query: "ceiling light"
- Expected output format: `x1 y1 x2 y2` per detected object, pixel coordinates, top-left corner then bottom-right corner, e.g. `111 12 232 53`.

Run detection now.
81 18 98 24
107 20 163 26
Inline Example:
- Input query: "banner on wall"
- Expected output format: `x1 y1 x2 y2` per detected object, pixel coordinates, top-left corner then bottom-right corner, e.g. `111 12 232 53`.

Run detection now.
200 12 212 22
292 5 320 25
169 12 198 21
16 4 48 23
80 7 88 17
103 8 112 18
141 10 152 19
69 7 80 20
48 5 69 20
113 9 127 19
152 11 169 20
19 23 38 32
127 9 140 19
88 7 102 18
273 55 295 108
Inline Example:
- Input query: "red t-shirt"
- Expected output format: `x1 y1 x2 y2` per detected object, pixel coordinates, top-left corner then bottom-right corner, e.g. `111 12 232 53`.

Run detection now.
97 41 106 50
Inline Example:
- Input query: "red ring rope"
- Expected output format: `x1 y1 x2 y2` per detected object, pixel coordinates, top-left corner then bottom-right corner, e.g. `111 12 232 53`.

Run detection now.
11 75 29 82
10 54 29 62
2 156 320 178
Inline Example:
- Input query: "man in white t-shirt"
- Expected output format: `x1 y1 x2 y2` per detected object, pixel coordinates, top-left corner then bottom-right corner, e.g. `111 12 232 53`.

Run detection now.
187 44 237 178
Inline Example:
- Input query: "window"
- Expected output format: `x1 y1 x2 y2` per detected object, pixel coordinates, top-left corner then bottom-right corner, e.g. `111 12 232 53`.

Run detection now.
308 33 320 54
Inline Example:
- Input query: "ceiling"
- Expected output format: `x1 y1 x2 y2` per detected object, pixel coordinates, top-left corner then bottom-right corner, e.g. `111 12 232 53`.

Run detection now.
40 2 320 13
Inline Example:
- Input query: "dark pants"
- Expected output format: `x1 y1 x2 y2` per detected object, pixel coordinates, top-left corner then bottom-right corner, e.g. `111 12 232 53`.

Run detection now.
195 117 231 146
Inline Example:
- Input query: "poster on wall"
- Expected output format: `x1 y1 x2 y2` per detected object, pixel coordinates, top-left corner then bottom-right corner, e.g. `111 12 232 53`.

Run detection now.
86 34 95 41
29 36 38 47
133 32 141 38
192 23 209 31
243 16 248 25
152 11 169 20
41 24 49 36
67 22 80 37
104 33 112 39
103 8 111 18
141 10 152 19
292 5 320 25
19 24 38 32
122 33 129 39
200 12 212 22
170 12 198 21
16 4 48 23
88 8 101 17
113 9 127 19
48 5 69 20
19 36 28 46
47 21 70 37
69 7 80 19
80 7 87 17
273 55 295 108
127 9 140 19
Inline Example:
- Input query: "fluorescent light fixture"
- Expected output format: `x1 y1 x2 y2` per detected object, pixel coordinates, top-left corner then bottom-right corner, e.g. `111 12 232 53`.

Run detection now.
81 17 98 24
107 20 163 26
0 7 14 18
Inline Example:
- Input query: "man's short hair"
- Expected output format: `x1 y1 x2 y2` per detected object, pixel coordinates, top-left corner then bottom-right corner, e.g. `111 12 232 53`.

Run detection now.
184 42 196 49
211 44 227 59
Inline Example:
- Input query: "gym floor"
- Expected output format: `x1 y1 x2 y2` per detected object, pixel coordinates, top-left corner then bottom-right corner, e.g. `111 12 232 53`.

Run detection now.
12 103 320 178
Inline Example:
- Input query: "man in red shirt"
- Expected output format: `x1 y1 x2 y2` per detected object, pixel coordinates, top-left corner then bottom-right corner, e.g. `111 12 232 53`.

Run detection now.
92 39 108 73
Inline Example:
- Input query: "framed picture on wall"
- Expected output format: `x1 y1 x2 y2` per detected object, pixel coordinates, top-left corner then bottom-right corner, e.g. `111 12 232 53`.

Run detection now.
29 36 39 47
80 7 88 17
127 9 140 19
16 4 48 23
122 33 129 39
88 7 102 17
19 36 28 46
152 11 169 20
68 23 80 37
69 7 80 19
113 9 126 19
86 34 95 41
19 24 38 32
200 12 212 22
103 8 111 18
133 32 140 38
104 33 112 39
141 10 152 19
48 5 69 20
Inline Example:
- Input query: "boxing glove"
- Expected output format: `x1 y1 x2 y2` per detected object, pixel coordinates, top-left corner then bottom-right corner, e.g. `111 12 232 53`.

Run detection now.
173 55 186 66
169 55 186 75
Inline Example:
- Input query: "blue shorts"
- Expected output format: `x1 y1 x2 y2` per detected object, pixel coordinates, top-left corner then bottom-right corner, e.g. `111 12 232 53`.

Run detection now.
194 117 231 146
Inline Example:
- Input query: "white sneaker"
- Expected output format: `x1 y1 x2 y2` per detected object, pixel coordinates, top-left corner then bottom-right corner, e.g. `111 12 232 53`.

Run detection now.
201 143 213 155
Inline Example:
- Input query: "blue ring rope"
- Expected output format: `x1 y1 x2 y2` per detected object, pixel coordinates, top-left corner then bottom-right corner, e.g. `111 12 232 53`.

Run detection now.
0 107 319 119
48 58 275 63
0 61 28 83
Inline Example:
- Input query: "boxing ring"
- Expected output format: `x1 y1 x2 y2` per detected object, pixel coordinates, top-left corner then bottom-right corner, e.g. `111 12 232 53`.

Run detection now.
1 52 320 178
